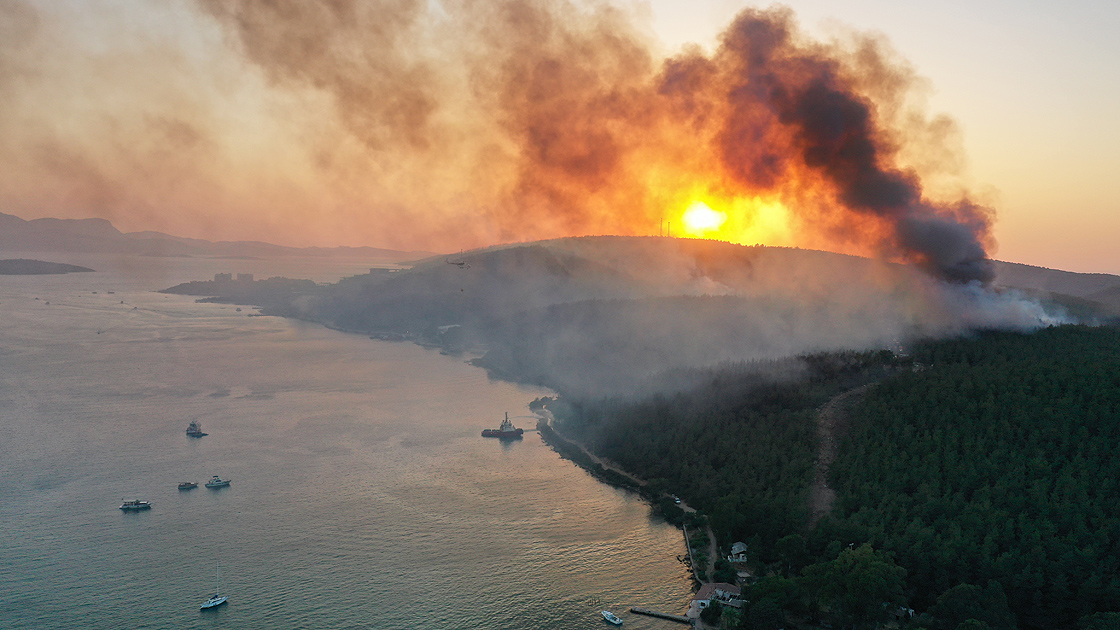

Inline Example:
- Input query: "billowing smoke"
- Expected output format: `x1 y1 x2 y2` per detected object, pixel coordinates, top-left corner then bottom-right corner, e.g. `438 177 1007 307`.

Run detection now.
2 1 994 281
715 11 994 281
553 7 997 283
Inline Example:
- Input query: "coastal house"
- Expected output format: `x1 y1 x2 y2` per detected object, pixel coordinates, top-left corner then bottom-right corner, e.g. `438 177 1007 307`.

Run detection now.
686 582 744 619
726 541 755 581
727 541 749 563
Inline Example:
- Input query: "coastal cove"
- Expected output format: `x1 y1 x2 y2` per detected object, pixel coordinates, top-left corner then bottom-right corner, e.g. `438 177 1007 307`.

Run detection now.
0 254 694 630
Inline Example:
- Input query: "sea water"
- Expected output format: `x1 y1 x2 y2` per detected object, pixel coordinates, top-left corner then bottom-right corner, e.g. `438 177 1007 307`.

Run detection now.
0 254 693 629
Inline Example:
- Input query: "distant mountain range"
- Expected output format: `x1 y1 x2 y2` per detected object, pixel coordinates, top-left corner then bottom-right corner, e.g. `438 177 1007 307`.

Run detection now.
992 260 1120 315
0 211 434 261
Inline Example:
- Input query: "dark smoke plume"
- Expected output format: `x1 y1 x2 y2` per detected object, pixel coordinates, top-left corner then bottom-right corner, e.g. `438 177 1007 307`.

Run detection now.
197 2 994 281
1 1 996 279
714 10 993 281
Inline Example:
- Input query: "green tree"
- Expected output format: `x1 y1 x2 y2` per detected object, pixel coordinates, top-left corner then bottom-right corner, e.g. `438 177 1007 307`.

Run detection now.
1081 612 1120 630
929 582 1016 630
747 576 800 615
746 597 783 630
775 533 808 576
800 544 907 629
713 557 738 584
701 600 724 625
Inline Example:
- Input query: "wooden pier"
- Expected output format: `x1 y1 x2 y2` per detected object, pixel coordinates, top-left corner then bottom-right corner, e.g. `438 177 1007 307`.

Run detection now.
630 607 692 624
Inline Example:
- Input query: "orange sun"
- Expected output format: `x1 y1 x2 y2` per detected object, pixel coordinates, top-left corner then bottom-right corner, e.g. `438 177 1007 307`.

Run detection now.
681 200 727 235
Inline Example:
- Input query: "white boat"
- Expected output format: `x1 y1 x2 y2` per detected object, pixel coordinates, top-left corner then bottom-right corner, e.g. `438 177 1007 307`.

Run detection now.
204 475 230 489
601 610 623 625
119 499 152 511
200 563 228 610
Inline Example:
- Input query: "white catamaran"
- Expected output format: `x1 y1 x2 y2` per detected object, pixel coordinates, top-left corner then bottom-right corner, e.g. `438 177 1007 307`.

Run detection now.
199 563 228 610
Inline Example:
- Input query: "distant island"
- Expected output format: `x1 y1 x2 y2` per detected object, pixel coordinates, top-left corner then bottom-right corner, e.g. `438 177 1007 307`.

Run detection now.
0 210 434 261
0 259 94 275
161 273 318 311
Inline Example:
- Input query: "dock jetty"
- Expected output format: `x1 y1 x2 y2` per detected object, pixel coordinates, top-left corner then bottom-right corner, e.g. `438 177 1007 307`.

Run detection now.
629 607 691 624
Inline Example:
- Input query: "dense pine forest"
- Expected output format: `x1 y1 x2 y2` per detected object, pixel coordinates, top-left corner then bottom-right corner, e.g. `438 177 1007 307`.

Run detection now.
551 325 1120 629
552 353 895 545
829 325 1120 628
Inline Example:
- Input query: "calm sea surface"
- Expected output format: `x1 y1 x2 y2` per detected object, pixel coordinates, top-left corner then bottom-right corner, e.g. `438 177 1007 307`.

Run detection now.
0 254 693 629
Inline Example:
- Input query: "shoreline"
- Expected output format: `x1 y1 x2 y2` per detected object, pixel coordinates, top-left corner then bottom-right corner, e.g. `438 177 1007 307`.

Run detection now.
534 410 716 587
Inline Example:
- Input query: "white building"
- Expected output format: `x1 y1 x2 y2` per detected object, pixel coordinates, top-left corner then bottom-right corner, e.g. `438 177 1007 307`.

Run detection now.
686 582 744 619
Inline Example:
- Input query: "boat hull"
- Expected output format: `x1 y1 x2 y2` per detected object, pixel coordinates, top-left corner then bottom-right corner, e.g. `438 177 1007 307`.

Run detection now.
205 475 230 489
119 501 152 511
601 610 623 625
481 429 524 439
200 596 228 610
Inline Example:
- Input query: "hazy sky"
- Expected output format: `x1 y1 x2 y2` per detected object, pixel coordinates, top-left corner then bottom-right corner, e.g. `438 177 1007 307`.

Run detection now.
1 1 1117 274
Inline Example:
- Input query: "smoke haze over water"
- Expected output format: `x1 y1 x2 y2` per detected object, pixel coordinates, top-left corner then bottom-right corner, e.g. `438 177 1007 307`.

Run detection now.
0 0 995 281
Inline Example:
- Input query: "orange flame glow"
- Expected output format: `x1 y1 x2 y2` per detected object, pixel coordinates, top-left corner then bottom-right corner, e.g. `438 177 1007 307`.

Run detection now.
681 201 725 235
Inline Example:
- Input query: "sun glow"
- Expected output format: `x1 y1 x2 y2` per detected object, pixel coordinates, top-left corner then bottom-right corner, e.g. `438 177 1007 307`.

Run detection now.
734 197 793 246
667 192 795 247
681 200 726 234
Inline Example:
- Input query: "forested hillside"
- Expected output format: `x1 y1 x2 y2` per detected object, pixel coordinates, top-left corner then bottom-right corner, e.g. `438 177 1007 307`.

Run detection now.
552 352 895 542
294 237 1080 397
157 236 1097 399
828 325 1120 627
554 325 1120 629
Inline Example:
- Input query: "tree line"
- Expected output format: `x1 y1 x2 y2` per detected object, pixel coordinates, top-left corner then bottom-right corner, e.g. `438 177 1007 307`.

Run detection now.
551 325 1120 629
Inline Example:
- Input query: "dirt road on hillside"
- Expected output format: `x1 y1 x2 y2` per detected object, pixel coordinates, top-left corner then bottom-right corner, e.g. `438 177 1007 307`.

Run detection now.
809 384 874 527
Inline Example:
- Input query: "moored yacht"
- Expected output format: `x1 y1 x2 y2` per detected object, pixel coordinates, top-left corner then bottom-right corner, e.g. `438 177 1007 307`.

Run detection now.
200 592 228 610
204 476 230 489
199 563 228 610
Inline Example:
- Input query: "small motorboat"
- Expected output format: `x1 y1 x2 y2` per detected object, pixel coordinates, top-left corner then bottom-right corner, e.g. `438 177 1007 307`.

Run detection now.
186 421 208 438
601 610 623 625
178 481 198 491
204 476 231 489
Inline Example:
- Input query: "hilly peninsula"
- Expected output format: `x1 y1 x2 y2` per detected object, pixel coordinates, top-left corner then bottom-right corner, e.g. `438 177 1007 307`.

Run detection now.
162 235 1111 397
0 259 93 274
160 235 1120 629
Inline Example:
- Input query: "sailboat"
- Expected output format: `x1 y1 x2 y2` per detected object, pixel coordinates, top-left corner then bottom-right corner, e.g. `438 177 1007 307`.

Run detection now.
199 563 228 610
